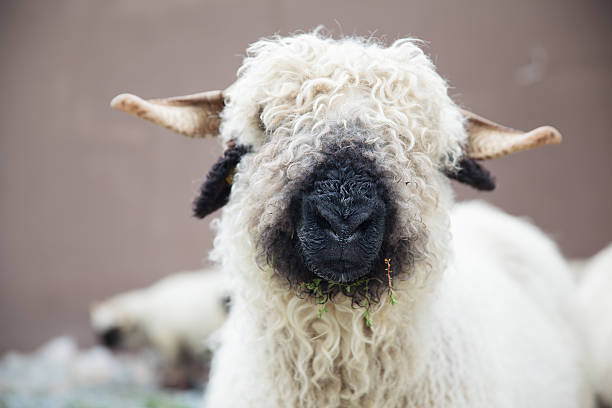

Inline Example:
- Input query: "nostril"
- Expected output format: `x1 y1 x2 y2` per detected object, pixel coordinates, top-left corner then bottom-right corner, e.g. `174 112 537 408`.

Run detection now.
313 207 343 236
316 206 374 239
301 191 384 242
356 216 372 233
315 211 333 231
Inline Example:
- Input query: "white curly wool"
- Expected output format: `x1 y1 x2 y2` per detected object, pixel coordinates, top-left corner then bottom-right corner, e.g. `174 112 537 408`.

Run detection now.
578 244 612 405
201 32 592 407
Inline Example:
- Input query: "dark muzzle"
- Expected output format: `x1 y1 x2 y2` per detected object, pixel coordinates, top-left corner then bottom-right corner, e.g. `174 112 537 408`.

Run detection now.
295 157 387 283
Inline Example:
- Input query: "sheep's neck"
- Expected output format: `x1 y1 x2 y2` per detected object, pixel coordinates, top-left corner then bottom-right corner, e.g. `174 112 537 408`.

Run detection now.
263 296 441 406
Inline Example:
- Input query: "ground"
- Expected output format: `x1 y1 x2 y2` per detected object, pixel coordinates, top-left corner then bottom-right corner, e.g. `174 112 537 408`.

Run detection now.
0 337 200 408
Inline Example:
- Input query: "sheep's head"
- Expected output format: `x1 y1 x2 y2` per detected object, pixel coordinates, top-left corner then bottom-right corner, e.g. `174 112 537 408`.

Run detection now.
90 294 150 351
111 32 561 305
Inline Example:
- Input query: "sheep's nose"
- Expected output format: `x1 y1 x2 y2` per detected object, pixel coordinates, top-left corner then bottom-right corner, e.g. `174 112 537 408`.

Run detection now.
99 327 122 349
314 205 375 242
296 183 387 283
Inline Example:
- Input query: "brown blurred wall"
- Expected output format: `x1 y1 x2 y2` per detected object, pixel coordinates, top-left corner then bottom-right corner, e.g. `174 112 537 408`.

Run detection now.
1 0 611 352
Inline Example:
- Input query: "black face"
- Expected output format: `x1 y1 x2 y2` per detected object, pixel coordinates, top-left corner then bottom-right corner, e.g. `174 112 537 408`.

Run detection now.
296 163 386 283
257 140 413 305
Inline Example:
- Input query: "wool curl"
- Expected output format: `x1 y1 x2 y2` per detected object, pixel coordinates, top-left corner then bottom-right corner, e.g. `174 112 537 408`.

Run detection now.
220 30 467 170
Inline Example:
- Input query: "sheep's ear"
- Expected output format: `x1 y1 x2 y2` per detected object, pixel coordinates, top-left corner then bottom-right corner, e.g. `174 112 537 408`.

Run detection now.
110 90 225 138
462 109 562 160
446 110 562 190
445 157 495 191
193 143 250 219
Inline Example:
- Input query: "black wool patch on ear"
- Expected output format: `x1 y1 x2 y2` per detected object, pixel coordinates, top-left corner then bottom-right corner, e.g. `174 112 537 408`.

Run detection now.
193 144 250 219
446 157 496 191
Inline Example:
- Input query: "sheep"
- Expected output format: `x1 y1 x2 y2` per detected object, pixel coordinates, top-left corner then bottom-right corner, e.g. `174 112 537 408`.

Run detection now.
578 244 612 406
110 32 594 407
91 267 230 388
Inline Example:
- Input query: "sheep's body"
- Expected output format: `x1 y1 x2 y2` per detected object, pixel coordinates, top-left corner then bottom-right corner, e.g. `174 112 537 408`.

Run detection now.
192 33 595 407
91 268 229 386
204 201 590 407
578 244 612 405
110 32 593 406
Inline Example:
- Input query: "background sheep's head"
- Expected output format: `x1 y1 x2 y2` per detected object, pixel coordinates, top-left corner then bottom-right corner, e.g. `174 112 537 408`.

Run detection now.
111 32 560 304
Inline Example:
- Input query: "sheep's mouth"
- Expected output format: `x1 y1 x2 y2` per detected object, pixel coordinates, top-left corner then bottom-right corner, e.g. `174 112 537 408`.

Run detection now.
308 260 372 284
